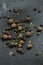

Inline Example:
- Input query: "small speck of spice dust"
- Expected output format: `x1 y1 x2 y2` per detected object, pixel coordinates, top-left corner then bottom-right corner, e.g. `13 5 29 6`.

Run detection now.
35 53 39 56
35 51 42 56
9 51 13 55
38 51 42 55
21 30 25 33
9 9 12 12
38 10 41 13
28 40 31 43
33 8 37 11
29 22 33 27
40 42 43 45
9 51 15 56
18 13 20 15
0 16 2 19
40 24 43 27
37 32 41 36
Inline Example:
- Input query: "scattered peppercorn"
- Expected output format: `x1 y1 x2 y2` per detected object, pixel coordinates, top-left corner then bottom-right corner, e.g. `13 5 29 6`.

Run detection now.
8 18 14 24
10 22 17 29
25 16 31 22
26 31 34 37
2 30 10 35
27 44 32 49
17 48 23 54
19 40 24 45
7 35 12 40
18 25 22 31
37 26 42 32
18 44 22 48
2 34 8 40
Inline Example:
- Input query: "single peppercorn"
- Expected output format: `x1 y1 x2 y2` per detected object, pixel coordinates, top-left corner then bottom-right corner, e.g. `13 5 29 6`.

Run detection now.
37 26 42 32
25 16 31 22
8 18 14 24
26 31 34 37
18 25 22 31
17 47 23 54
19 40 24 45
10 22 17 29
27 44 32 49
18 44 22 48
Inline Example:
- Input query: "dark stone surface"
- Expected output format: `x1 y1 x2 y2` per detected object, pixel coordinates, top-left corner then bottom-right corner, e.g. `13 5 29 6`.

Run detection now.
0 0 43 65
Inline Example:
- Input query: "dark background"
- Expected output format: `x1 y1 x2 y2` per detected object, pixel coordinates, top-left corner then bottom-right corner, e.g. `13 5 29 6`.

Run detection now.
0 0 43 65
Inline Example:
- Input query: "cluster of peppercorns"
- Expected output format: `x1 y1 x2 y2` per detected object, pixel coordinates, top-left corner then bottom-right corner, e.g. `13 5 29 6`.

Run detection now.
0 9 42 56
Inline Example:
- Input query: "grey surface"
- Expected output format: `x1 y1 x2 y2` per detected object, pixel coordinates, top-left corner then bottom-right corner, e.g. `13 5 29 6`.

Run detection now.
0 0 43 65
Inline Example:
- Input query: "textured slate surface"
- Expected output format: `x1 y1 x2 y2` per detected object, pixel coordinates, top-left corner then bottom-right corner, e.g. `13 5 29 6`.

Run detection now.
0 0 43 65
